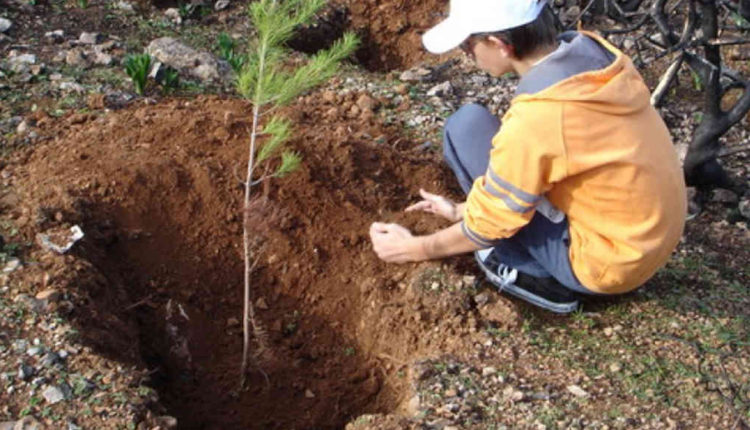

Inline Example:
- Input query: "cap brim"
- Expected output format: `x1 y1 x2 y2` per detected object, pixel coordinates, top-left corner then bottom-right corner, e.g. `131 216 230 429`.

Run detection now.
422 18 471 54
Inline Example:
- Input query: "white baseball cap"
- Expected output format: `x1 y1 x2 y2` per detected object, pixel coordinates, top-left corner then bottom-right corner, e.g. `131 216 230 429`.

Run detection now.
422 0 549 54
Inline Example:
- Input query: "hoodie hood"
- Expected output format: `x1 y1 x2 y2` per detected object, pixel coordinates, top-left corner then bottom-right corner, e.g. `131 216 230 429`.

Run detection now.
514 31 652 115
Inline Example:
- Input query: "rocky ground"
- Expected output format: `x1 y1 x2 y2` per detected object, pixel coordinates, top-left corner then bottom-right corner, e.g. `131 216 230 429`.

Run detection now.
1 0 749 429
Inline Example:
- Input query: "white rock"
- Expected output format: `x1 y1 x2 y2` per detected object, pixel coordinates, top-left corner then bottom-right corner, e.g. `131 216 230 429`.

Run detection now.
78 32 102 45
567 384 589 397
42 385 65 404
482 366 497 377
146 37 232 84
304 389 315 398
3 257 21 273
739 198 750 220
116 0 134 11
93 52 113 66
427 81 452 97
45 29 64 43
399 67 431 82
214 0 229 10
59 81 86 94
0 18 12 33
164 8 182 25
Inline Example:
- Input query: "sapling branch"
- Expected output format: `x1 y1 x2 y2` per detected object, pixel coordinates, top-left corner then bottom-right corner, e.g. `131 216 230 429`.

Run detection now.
237 0 359 389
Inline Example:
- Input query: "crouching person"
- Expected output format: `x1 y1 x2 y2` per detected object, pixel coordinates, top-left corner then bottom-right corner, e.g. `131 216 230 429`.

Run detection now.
368 0 687 313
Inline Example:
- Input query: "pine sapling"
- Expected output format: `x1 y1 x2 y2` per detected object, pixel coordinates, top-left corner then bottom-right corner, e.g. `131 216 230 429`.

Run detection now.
236 0 359 388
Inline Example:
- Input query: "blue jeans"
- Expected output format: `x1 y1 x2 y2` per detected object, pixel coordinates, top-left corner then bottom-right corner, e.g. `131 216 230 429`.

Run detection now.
443 104 593 295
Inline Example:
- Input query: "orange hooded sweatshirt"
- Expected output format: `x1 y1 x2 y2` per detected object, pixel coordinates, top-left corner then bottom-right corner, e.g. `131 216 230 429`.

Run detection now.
462 31 687 294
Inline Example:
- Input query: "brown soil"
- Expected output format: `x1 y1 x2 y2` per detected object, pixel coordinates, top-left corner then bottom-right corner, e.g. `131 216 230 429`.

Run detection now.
8 93 510 429
341 0 448 71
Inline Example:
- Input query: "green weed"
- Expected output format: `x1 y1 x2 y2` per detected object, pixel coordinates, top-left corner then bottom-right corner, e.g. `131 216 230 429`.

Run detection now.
124 53 152 95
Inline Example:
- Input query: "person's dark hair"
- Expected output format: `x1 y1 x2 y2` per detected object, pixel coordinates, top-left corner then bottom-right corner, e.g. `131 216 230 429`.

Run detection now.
489 5 560 59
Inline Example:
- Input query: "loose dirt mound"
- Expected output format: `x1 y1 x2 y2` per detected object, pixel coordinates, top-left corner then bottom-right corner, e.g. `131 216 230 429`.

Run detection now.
10 94 515 429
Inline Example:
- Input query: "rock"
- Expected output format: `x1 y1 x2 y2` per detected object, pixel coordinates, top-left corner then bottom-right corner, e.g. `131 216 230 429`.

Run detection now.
603 327 614 337
567 384 588 397
154 416 177 429
609 362 622 373
482 366 497 377
10 418 41 430
214 0 229 10
65 49 90 67
8 54 36 74
36 289 62 303
711 188 738 204
45 29 64 43
42 385 65 404
255 297 268 310
356 94 379 111
18 364 35 380
305 389 315 398
41 352 63 367
66 422 81 430
0 18 12 33
3 257 21 273
405 395 420 416
78 32 103 45
474 292 489 307
27 346 42 356
399 67 432 83
739 198 750 220
116 0 134 11
444 388 457 397
146 37 232 84
59 81 86 94
426 81 453 97
164 8 182 25
93 52 113 66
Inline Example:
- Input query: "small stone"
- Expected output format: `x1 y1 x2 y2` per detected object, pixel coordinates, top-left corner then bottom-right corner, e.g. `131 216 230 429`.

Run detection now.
67 422 82 430
426 81 452 97
41 352 62 367
603 327 614 337
59 81 86 94
305 389 315 398
321 91 336 103
27 346 42 356
739 198 750 220
399 67 432 82
444 388 457 397
0 18 12 33
9 417 41 430
214 0 229 10
255 297 268 310
711 188 739 204
405 395 420 416
474 292 489 307
154 416 177 429
116 0 134 11
42 385 65 404
18 364 35 380
482 366 497 377
78 32 102 45
567 384 588 397
93 52 113 66
444 426 459 430
30 65 43 75
45 30 64 43
356 94 379 111
66 49 90 67
394 83 408 94
16 121 29 135
609 362 622 373
164 8 182 25
510 390 524 401
36 289 62 303
462 275 476 286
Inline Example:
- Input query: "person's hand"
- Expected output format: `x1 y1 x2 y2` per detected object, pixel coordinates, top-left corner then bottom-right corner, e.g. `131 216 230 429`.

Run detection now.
405 189 461 222
369 222 425 263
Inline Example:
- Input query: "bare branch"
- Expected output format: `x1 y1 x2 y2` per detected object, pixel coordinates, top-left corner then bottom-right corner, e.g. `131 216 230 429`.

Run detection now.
651 53 685 106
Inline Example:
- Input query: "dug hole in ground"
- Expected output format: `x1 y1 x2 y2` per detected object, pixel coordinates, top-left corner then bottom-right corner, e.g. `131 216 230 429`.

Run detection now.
10 91 520 429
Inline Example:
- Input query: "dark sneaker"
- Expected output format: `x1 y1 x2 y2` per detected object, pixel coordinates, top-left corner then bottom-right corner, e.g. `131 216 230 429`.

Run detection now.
474 249 580 314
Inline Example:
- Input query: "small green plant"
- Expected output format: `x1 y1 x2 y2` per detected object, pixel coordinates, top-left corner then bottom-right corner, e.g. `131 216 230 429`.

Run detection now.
236 0 359 388
217 33 248 73
124 53 152 95
77 0 88 8
159 67 180 92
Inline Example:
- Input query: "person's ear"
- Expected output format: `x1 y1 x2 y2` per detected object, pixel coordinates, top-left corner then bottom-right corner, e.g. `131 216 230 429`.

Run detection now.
487 35 514 58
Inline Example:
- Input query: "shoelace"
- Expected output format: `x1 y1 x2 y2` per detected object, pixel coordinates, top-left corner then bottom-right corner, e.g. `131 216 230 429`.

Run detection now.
496 264 518 293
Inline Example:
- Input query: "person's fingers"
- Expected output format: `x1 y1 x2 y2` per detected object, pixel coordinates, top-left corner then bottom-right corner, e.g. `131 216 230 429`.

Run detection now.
405 201 431 212
419 188 440 201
